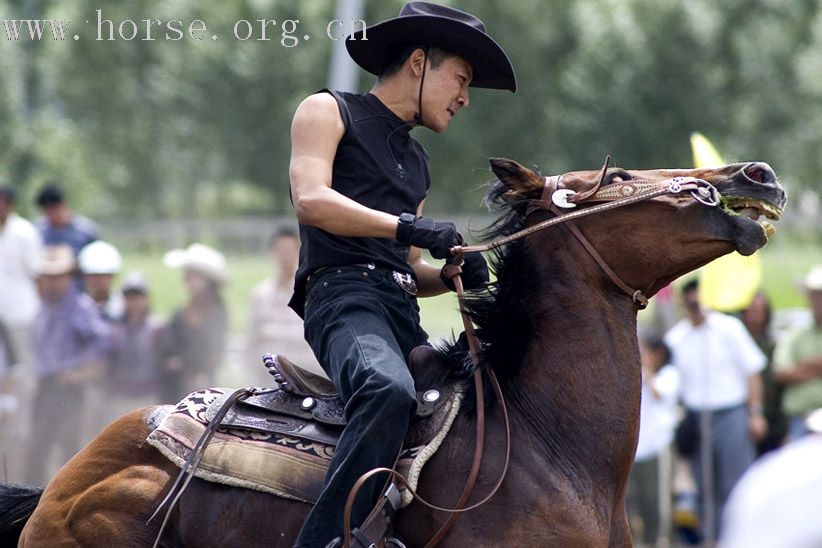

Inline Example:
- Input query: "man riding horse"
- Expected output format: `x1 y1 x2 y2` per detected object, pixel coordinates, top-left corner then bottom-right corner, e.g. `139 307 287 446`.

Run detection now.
286 2 516 546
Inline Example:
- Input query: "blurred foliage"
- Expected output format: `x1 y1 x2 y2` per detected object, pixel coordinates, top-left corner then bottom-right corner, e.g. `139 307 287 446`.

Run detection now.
0 0 821 220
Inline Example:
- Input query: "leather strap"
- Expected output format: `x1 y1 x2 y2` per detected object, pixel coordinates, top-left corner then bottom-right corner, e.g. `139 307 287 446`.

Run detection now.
341 263 512 548
149 387 256 547
551 204 649 308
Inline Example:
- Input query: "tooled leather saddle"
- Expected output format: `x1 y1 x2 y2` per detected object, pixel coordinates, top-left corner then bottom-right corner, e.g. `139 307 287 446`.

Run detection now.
204 348 460 448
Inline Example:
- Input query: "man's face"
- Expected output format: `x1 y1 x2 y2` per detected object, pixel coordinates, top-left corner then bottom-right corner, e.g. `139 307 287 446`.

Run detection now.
41 203 71 227
682 288 702 318
809 290 822 324
124 291 149 317
420 54 473 133
84 273 115 303
271 235 300 276
37 273 73 302
0 197 12 224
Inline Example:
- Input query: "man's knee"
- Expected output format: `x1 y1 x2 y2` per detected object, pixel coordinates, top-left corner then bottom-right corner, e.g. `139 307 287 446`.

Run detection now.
358 369 416 416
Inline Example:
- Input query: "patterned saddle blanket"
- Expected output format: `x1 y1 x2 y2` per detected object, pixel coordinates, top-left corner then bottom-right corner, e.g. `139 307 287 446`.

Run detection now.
146 385 465 507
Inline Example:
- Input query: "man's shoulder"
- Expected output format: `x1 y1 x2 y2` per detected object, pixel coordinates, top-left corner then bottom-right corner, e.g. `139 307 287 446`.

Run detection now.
296 92 343 118
664 319 691 344
250 277 275 297
706 310 747 334
8 213 39 237
70 214 99 236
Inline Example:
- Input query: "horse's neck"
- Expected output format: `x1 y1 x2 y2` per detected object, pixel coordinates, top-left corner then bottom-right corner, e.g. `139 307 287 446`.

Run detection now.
487 268 641 484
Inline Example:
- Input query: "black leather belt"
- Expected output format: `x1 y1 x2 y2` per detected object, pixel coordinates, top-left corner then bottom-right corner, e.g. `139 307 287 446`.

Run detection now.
306 263 418 296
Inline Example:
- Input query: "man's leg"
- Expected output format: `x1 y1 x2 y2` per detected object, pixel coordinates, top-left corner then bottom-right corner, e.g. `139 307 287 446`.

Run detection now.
295 287 418 547
713 405 755 537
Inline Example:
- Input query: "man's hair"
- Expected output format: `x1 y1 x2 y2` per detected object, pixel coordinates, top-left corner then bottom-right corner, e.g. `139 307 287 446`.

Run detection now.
378 44 453 80
0 187 16 204
681 278 699 296
36 184 65 207
640 330 672 364
269 225 299 247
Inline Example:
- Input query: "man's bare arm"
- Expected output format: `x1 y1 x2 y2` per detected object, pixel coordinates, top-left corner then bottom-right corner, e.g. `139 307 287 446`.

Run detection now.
289 93 399 238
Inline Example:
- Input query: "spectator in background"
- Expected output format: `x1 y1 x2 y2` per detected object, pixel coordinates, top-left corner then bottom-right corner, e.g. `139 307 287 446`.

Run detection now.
773 264 822 441
35 184 97 255
0 186 43 482
628 330 680 547
159 243 228 403
0 320 18 422
78 240 124 321
25 245 110 485
664 279 767 542
0 187 43 360
245 227 319 386
721 409 822 548
741 291 787 455
102 272 163 424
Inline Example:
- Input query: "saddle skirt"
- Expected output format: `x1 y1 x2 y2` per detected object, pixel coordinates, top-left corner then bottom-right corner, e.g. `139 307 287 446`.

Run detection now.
146 382 465 507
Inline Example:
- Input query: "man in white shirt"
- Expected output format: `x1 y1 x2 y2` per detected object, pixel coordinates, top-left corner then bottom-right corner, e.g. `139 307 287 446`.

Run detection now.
664 279 766 542
0 187 43 379
0 186 44 482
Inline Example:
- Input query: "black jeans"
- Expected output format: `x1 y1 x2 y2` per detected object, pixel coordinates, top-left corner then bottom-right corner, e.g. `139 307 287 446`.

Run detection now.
294 266 428 548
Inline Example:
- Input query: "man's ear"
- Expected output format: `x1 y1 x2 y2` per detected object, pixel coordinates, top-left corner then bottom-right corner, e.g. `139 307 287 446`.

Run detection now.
407 48 427 77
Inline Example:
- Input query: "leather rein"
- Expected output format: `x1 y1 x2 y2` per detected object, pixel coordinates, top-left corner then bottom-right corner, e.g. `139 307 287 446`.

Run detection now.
341 161 722 548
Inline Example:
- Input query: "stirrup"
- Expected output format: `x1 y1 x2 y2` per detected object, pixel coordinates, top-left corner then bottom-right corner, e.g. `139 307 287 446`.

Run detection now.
325 533 406 548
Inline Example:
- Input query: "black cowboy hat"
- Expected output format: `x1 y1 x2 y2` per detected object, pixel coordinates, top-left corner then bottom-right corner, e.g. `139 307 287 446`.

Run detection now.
346 2 517 93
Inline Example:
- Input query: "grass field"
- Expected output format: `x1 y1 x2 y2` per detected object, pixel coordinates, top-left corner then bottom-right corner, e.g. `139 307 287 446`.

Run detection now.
121 236 818 339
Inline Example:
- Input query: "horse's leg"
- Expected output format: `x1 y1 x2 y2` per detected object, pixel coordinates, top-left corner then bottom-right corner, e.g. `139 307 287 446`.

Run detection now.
20 407 174 547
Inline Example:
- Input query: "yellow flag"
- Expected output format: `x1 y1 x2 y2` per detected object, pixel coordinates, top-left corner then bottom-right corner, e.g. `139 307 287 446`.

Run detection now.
691 132 762 312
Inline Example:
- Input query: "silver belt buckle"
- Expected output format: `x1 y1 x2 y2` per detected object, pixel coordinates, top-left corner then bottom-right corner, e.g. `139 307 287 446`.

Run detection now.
392 271 418 296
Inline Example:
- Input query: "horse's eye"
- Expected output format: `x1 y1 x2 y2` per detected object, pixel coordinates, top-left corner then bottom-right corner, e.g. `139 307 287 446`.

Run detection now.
606 171 633 185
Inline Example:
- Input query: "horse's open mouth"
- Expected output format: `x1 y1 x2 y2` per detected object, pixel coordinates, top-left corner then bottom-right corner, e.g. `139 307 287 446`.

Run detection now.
720 195 783 238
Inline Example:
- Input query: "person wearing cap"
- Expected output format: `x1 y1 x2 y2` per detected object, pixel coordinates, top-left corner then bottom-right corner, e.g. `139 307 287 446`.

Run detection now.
158 243 229 403
773 265 822 441
102 272 164 425
25 244 110 485
78 240 124 321
287 2 516 545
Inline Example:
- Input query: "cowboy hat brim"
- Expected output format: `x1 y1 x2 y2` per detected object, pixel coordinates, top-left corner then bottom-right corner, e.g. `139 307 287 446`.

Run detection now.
346 14 517 92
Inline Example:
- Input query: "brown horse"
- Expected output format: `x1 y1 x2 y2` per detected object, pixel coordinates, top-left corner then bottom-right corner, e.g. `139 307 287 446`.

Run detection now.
5 158 785 547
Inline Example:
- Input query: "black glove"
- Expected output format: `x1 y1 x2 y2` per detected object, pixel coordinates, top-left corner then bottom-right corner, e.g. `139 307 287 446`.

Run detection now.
396 214 460 260
440 251 489 291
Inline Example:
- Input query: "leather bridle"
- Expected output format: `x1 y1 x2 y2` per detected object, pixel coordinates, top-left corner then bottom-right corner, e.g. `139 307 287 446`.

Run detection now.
341 161 723 548
458 161 721 309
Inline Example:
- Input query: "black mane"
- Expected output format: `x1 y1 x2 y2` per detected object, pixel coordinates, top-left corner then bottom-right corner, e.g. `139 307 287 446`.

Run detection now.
439 179 542 381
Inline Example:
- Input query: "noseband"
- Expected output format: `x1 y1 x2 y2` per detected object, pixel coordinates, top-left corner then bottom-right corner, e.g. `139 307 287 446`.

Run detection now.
456 166 721 308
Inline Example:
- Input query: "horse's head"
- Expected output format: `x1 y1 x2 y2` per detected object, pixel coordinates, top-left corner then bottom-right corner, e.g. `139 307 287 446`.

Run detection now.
489 157 787 300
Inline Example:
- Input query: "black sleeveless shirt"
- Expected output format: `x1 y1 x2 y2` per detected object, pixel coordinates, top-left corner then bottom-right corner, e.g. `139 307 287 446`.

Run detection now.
289 90 431 317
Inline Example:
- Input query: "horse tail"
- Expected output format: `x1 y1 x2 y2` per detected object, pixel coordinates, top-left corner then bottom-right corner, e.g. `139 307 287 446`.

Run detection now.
0 483 43 544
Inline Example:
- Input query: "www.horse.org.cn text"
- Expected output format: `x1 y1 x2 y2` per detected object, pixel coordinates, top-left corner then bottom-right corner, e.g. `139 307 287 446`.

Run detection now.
2 9 369 47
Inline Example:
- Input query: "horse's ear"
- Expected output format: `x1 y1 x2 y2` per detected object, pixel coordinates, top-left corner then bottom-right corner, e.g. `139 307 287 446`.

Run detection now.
490 158 544 199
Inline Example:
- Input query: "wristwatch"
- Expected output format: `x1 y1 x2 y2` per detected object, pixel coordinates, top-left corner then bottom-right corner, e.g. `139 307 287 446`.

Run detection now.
396 212 416 243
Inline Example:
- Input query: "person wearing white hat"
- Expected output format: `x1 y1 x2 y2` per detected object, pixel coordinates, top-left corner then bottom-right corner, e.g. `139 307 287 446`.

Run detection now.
78 240 124 321
773 264 822 441
25 244 110 484
288 2 517 545
158 243 228 403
